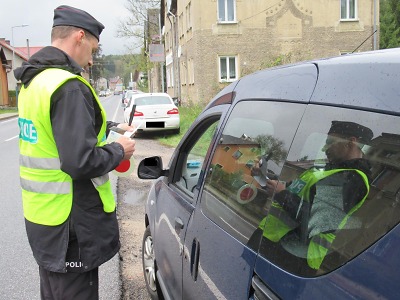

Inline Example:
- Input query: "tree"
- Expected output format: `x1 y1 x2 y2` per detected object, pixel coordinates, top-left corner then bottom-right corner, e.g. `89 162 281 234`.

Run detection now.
380 0 400 49
254 134 288 164
90 44 105 86
117 0 161 53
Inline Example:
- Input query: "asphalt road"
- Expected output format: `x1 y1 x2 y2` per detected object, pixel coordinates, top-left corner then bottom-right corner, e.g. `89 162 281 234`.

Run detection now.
0 95 124 299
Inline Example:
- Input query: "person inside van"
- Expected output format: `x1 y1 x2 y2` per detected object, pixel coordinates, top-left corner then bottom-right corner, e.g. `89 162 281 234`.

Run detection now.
255 121 373 272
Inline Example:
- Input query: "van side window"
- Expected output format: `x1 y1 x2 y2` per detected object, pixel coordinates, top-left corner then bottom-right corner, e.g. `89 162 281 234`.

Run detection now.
258 105 400 277
200 101 306 246
175 119 220 197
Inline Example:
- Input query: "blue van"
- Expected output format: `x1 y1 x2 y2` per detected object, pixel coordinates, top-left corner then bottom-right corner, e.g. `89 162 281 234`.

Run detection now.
138 48 400 299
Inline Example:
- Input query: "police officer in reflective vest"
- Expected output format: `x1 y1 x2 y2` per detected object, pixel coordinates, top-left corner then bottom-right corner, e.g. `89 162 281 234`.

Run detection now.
261 121 373 271
15 5 136 299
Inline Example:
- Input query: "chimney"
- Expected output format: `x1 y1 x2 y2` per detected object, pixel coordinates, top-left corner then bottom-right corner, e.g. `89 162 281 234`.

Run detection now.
0 38 10 45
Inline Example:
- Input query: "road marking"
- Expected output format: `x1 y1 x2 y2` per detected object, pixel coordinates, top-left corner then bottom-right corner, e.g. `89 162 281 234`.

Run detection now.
99 96 122 122
6 135 19 142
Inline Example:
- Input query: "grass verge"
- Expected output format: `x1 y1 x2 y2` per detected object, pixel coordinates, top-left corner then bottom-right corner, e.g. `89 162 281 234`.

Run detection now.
157 104 205 148
0 108 18 114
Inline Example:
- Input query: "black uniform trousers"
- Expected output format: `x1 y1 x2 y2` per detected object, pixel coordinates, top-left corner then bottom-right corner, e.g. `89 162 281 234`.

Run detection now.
39 266 99 300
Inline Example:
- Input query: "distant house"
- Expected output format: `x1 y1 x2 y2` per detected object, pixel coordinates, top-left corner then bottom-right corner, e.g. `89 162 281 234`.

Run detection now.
97 77 108 91
0 38 28 93
0 48 9 106
109 76 123 91
211 134 262 186
15 46 44 58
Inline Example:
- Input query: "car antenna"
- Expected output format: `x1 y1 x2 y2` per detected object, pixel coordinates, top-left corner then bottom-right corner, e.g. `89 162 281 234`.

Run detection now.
352 29 377 53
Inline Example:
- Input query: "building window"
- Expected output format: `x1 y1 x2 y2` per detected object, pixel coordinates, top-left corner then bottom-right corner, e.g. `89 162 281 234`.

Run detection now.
188 58 195 85
341 0 357 20
186 2 192 30
167 66 174 88
181 61 187 85
218 0 236 22
179 13 184 38
232 150 242 160
215 163 223 169
219 56 238 82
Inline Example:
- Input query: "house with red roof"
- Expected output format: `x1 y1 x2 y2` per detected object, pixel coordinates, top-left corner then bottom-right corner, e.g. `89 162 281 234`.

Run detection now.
0 47 9 106
0 38 44 106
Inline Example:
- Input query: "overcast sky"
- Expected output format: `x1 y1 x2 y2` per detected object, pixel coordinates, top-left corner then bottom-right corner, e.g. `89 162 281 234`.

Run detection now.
1 0 134 55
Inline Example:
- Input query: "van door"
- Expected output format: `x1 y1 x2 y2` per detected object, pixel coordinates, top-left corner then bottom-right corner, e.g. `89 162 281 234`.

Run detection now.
182 100 308 299
153 104 228 300
253 106 400 299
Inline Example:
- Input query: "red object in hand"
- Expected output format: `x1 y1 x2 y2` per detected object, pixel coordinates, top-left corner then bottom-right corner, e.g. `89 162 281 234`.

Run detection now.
115 160 131 172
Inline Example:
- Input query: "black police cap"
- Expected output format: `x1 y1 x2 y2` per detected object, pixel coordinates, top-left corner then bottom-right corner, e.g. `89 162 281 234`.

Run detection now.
328 121 373 144
53 5 105 41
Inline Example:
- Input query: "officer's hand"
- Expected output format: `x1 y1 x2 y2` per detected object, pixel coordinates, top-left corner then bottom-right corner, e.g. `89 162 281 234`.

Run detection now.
115 136 136 160
251 166 262 176
117 123 135 132
265 180 286 193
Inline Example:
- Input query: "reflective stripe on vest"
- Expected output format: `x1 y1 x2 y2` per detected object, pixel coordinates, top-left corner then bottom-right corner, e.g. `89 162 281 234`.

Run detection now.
92 174 109 187
20 155 61 170
261 202 299 242
20 177 71 194
19 68 114 226
307 232 335 269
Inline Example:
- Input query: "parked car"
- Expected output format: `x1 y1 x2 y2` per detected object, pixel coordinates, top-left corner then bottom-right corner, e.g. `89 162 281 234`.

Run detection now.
99 90 106 97
122 89 143 105
137 48 400 300
124 92 180 134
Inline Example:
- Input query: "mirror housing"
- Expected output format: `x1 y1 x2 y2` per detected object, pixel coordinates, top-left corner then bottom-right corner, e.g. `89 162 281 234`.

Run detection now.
138 156 169 179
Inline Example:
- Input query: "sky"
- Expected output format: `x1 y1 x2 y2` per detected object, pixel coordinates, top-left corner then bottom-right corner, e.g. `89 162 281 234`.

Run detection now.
1 0 134 55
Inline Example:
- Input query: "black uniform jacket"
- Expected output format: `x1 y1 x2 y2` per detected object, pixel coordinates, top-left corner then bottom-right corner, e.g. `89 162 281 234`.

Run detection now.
14 46 124 273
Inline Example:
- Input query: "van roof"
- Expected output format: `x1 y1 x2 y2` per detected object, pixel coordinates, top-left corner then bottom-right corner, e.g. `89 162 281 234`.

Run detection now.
210 48 400 116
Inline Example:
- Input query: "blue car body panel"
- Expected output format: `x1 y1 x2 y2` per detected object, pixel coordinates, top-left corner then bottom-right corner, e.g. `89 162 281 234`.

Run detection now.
254 224 400 299
142 48 400 300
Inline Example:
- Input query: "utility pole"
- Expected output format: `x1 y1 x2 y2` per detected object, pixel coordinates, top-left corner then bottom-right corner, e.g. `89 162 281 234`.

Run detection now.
11 24 29 105
175 17 181 104
168 10 181 104
373 0 377 50
159 12 165 92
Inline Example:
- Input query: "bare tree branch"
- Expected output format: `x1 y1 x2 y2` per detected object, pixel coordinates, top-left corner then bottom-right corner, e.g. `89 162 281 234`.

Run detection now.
117 0 161 51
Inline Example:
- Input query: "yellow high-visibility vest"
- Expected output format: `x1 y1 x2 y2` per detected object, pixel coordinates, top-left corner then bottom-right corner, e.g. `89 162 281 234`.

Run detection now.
18 68 115 226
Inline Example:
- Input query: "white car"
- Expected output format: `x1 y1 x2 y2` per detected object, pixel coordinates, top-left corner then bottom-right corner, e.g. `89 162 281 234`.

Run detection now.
122 89 143 105
123 93 180 134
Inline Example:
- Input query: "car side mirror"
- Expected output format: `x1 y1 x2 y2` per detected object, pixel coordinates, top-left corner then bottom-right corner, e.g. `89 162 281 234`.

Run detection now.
138 156 169 179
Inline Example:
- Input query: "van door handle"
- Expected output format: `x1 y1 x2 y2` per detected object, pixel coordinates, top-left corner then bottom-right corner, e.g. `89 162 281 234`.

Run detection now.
174 217 184 233
190 239 200 281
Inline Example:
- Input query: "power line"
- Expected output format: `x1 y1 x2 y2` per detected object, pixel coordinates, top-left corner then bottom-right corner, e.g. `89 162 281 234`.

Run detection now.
239 2 280 22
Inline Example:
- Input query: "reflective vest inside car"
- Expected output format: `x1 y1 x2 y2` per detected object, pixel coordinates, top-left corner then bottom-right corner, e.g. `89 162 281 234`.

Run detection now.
260 167 369 269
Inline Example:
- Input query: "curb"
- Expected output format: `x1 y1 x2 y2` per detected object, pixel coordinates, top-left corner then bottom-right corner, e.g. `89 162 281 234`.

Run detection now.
0 113 18 121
